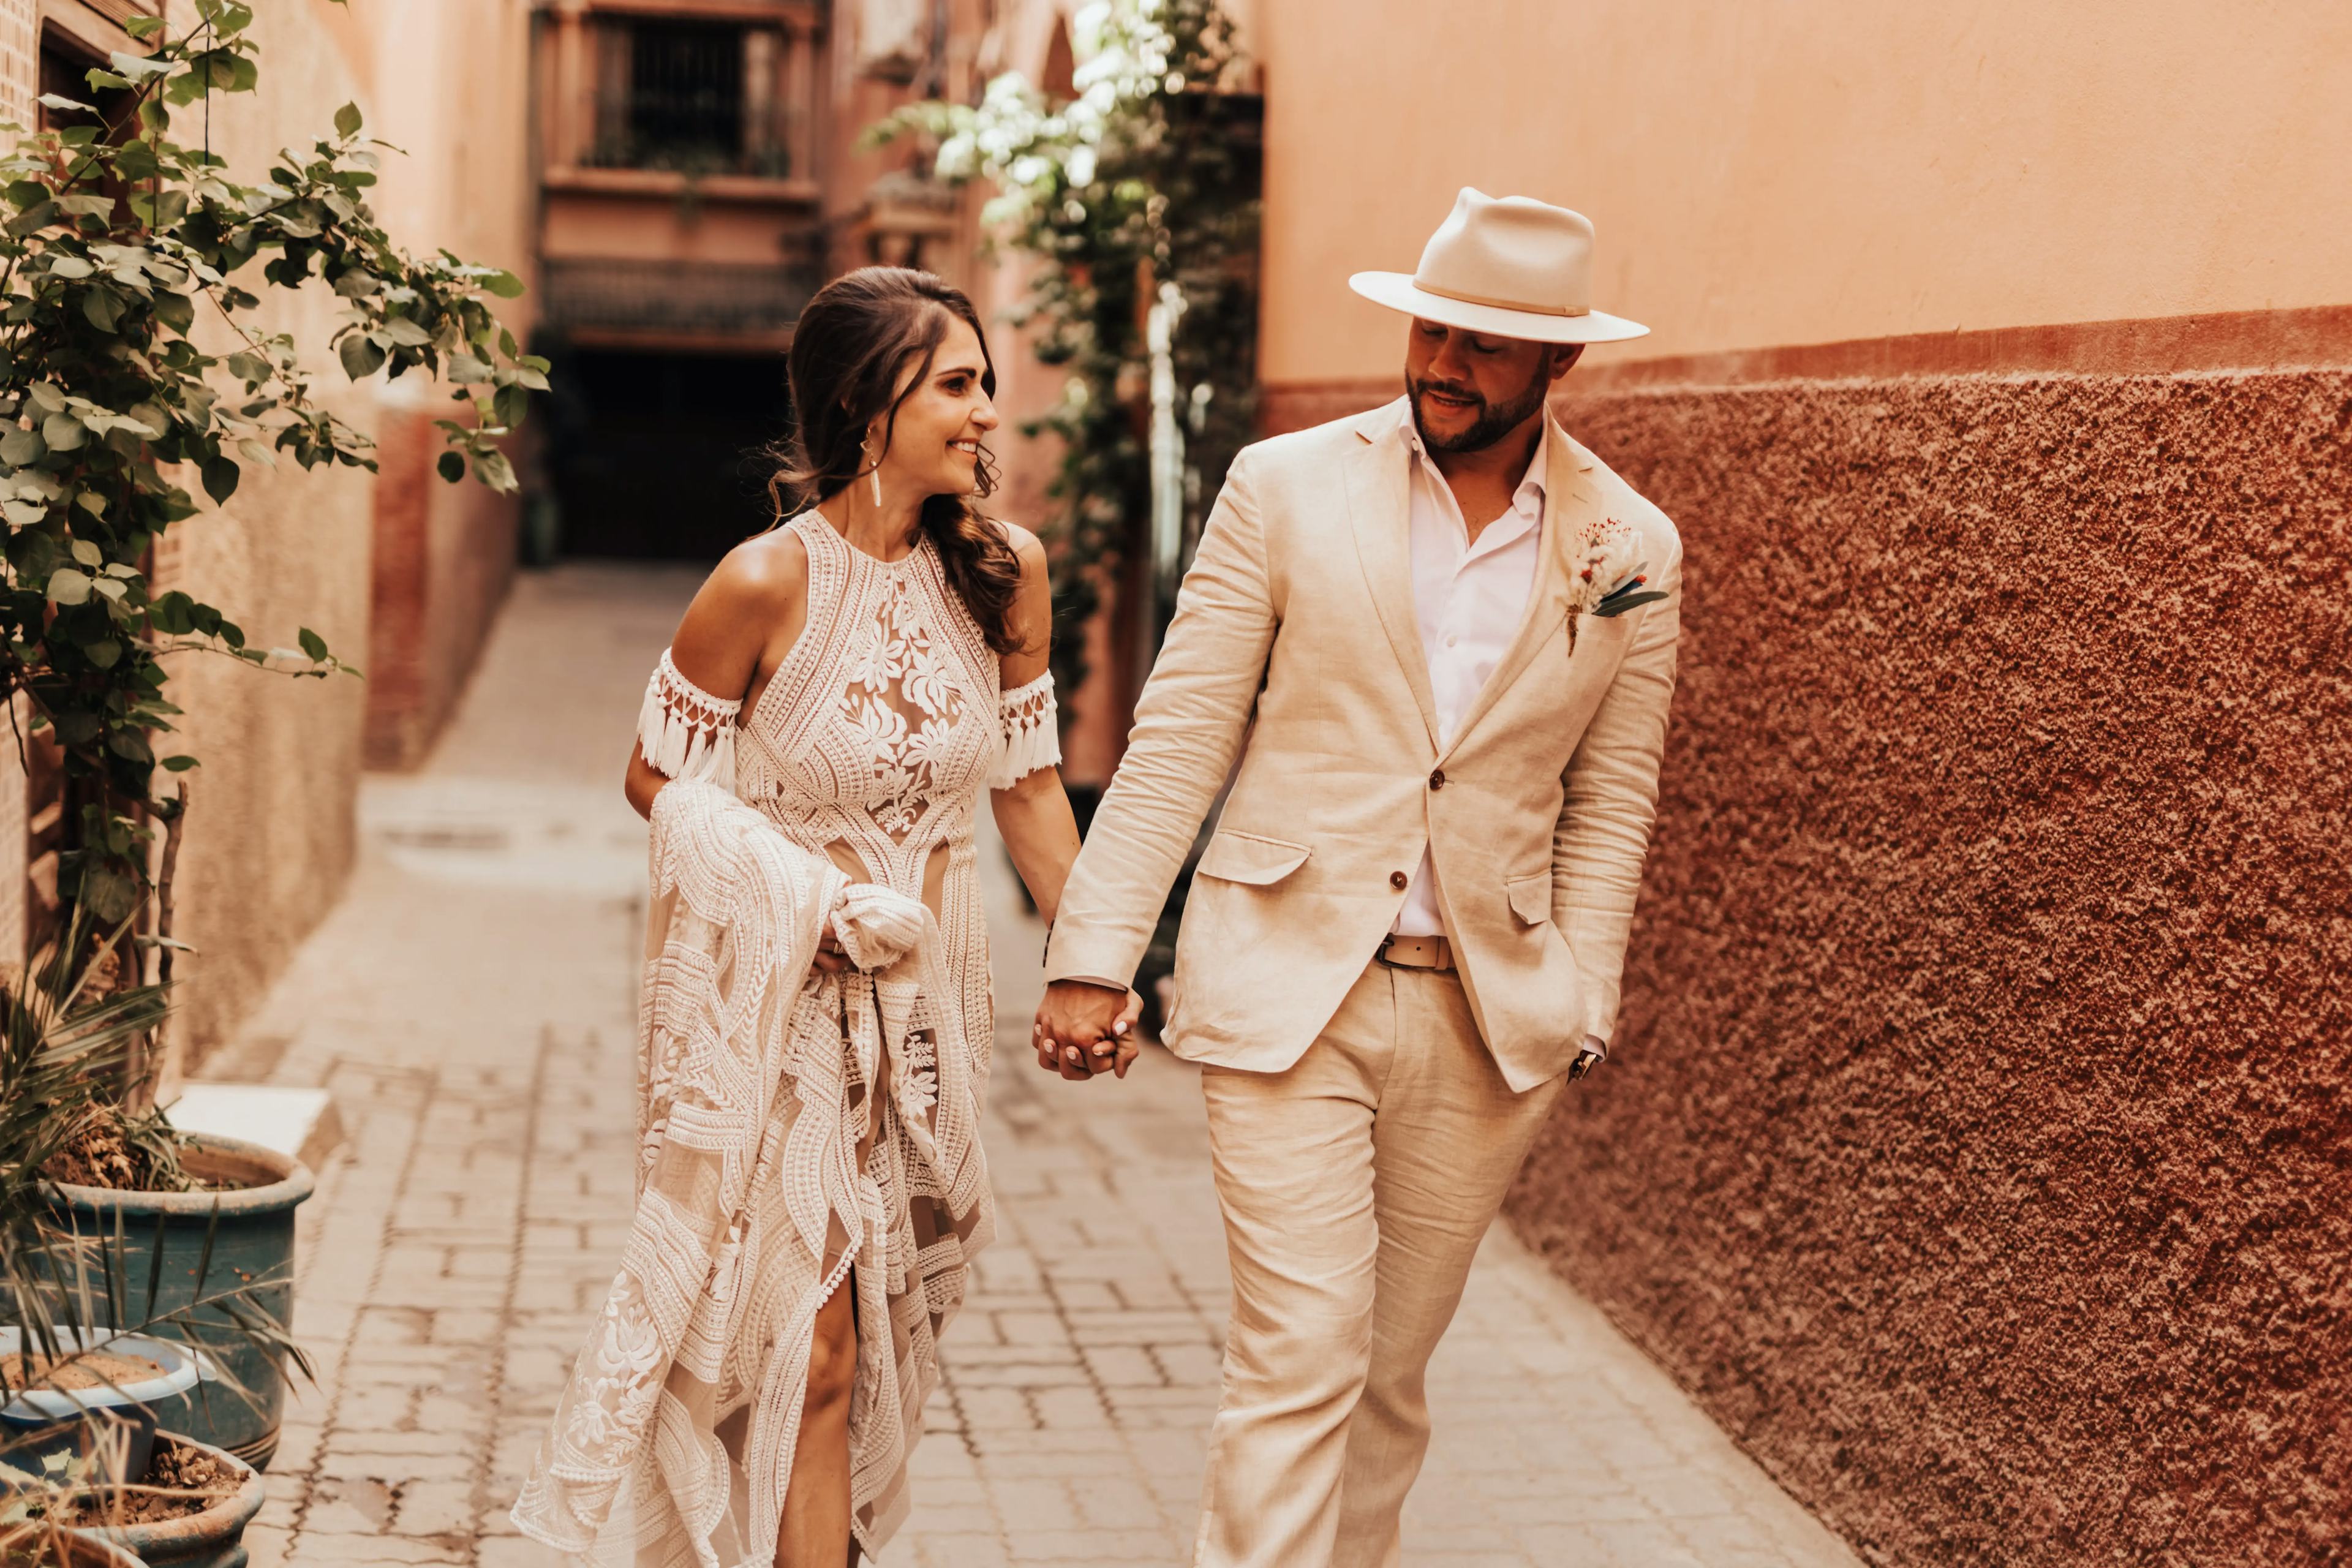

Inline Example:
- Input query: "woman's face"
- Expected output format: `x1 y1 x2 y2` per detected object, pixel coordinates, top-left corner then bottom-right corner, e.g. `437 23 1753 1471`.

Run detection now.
877 314 1000 499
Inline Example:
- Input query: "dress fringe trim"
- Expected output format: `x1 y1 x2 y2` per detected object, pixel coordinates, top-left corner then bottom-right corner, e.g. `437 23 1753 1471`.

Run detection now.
989 671 1061 790
638 649 741 786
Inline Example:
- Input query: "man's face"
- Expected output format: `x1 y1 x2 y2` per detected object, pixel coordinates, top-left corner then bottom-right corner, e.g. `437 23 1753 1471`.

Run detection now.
1405 319 1577 453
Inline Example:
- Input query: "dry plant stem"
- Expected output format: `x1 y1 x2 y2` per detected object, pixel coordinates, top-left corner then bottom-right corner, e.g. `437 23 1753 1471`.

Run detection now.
123 786 186 1115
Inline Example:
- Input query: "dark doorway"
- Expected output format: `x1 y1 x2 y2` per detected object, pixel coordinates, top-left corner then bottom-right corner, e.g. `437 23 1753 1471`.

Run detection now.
538 348 791 560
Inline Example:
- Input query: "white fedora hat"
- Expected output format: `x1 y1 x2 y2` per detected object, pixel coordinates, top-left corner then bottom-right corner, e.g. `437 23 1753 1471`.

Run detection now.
1350 187 1648 345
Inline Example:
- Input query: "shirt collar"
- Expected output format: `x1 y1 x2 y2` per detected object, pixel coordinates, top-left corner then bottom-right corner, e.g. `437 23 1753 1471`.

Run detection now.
1401 399 1551 510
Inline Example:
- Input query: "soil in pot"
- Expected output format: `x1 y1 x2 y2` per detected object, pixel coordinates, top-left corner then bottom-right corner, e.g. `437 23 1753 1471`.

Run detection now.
42 1442 241 1528
37 1118 197 1196
0 1355 162 1394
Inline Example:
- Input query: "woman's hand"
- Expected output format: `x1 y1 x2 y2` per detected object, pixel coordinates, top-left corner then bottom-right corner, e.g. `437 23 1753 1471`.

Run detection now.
1102 989 1144 1077
1032 985 1145 1080
814 916 853 973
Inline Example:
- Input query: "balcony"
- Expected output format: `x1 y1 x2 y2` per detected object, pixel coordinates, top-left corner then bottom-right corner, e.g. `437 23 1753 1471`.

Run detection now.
537 257 822 348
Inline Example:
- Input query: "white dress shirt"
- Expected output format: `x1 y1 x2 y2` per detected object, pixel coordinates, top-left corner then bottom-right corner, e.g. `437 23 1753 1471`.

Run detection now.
1392 405 1547 937
1391 408 1608 1065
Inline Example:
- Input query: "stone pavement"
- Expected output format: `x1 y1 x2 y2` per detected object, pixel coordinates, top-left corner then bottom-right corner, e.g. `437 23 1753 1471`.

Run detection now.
206 564 1862 1568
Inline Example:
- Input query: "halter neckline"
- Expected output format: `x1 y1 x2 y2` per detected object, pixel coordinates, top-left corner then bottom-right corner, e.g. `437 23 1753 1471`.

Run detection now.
804 508 927 571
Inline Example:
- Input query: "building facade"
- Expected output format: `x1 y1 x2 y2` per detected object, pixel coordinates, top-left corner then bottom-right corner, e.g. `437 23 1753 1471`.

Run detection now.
525 0 1009 562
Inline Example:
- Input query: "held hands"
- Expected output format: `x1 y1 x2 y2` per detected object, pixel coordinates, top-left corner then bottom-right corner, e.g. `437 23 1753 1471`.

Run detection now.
1033 979 1144 1082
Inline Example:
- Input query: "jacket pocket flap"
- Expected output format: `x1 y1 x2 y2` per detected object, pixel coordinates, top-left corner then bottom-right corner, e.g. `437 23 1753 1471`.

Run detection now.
1506 871 1551 925
1197 830 1312 886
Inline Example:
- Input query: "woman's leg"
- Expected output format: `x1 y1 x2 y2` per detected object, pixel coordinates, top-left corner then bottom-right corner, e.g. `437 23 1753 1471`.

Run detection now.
774 1276 858 1566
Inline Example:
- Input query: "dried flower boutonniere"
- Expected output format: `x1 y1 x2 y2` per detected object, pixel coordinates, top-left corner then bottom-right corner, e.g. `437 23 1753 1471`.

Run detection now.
1572 517 1670 619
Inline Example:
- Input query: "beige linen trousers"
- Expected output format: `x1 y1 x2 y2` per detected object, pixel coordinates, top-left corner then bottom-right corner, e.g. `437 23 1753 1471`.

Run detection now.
1046 398 1682 1567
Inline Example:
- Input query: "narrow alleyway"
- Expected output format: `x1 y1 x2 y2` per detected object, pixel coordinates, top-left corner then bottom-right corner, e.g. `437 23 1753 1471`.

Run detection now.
215 566 1861 1568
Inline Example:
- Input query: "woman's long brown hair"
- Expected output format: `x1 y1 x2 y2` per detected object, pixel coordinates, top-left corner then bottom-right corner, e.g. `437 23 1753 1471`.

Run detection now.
769 266 1026 655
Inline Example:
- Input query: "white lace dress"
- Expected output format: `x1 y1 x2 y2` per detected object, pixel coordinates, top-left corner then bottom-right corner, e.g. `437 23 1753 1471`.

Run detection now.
512 510 1060 1564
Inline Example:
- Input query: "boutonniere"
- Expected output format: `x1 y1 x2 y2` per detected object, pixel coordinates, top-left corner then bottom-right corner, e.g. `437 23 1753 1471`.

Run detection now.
1572 517 1669 617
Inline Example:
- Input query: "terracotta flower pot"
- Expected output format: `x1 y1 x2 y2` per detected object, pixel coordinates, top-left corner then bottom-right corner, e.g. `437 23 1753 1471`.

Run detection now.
76 1433 265 1568
42 1136 314 1469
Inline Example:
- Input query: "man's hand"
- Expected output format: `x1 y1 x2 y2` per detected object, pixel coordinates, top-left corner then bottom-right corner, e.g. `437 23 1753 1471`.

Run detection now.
1035 979 1141 1081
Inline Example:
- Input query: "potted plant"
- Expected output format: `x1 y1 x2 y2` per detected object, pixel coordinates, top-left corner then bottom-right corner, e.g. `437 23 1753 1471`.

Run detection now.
0 910 294 1568
0 0 542 1467
1 1433 257 1568
7 1433 264 1568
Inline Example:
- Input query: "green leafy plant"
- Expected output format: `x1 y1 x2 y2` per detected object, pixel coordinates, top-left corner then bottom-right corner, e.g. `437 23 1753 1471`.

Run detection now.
870 0 1260 702
0 0 541 929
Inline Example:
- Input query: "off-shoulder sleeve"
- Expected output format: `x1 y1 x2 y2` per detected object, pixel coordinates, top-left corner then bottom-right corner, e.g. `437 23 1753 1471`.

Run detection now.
636 649 742 787
990 671 1061 789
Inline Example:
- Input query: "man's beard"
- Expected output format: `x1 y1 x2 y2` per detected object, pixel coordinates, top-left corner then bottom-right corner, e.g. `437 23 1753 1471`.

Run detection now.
1409 362 1551 453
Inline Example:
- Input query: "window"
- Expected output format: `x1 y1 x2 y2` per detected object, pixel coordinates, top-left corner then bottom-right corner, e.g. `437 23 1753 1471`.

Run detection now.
588 19 790 178
38 23 135 138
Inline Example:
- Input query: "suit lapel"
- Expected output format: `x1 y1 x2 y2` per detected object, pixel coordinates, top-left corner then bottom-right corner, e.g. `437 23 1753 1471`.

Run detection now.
1439 416 1602 760
1343 401 1441 752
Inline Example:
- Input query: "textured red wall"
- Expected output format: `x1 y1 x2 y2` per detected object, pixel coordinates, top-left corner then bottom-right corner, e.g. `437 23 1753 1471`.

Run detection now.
1498 369 2351 1566
365 405 519 768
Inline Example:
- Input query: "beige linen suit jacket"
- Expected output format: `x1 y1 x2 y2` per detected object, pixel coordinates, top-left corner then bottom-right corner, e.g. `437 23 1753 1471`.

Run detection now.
1044 398 1681 1092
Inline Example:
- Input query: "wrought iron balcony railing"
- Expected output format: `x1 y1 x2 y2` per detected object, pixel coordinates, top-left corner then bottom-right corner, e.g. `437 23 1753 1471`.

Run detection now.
539 258 823 340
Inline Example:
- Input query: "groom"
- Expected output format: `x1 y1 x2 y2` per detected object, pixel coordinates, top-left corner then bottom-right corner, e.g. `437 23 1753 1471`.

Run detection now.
1036 189 1683 1567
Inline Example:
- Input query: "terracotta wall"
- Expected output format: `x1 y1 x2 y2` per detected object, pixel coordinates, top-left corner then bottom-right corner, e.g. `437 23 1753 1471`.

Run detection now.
1242 1 2351 1562
1502 366 2350 1567
350 0 534 765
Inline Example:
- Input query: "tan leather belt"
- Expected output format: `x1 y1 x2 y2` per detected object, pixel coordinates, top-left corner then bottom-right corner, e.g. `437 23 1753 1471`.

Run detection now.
1376 933 1456 971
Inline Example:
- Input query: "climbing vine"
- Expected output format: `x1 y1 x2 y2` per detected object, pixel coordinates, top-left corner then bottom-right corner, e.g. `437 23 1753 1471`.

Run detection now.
870 0 1260 703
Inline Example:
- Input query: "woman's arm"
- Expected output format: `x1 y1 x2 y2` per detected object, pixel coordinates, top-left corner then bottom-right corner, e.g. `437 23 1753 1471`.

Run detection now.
987 526 1083 921
989 526 1140 1076
624 532 808 821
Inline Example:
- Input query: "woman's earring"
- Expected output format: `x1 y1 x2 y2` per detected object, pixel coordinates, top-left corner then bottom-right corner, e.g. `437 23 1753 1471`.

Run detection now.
865 433 883 506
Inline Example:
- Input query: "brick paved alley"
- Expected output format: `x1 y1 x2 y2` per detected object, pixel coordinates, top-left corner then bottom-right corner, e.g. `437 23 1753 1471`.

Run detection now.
210 565 1863 1568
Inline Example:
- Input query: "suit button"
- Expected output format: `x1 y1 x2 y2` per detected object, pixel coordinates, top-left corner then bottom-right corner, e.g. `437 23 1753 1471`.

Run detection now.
1428 769 1446 790
1390 870 1409 890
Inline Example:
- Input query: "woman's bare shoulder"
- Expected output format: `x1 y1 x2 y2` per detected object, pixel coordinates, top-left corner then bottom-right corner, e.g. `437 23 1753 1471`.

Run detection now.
993 519 1049 577
709 526 810 608
669 527 809 684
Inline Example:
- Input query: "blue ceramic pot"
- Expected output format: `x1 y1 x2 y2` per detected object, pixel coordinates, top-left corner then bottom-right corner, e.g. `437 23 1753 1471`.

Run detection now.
0 1330 205 1483
42 1136 313 1470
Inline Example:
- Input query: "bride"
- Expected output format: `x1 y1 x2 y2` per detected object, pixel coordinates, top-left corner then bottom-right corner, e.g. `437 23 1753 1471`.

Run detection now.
512 266 1139 1566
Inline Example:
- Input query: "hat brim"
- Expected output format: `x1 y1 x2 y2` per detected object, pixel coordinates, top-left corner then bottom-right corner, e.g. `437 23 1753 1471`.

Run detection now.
1348 271 1649 345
